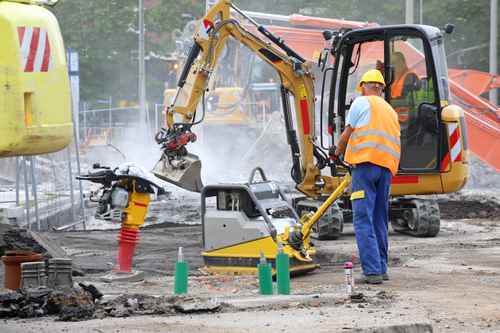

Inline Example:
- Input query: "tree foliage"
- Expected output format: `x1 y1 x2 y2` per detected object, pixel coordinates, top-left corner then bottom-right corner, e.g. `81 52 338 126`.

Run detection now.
50 0 498 105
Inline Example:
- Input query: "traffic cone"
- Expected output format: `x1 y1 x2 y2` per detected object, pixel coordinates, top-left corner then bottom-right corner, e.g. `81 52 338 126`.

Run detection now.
174 247 188 295
258 251 273 295
276 241 290 295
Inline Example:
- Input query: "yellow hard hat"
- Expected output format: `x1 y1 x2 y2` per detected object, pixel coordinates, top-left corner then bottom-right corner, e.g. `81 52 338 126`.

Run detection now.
356 69 386 92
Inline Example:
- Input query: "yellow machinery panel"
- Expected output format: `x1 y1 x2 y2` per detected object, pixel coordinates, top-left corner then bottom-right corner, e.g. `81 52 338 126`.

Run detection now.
0 0 72 157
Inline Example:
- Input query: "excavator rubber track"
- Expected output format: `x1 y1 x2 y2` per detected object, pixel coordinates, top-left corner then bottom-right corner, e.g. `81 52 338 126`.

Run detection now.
390 198 440 237
294 199 344 240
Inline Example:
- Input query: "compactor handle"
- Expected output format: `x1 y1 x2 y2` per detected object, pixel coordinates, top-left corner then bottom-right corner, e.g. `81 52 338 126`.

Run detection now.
248 167 268 184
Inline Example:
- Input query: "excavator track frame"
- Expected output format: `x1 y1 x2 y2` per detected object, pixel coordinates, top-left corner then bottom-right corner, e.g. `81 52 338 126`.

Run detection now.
390 197 440 237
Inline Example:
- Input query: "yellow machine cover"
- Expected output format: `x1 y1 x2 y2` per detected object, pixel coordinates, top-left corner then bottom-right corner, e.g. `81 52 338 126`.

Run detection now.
0 0 72 157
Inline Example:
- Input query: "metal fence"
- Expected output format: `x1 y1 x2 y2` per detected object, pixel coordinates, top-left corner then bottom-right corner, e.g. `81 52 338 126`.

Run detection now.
0 146 85 231
79 104 164 148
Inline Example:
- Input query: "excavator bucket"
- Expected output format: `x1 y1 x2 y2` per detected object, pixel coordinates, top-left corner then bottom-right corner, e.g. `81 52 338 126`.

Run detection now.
152 153 203 192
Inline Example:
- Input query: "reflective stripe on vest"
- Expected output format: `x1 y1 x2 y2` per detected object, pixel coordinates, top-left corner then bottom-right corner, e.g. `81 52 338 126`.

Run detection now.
350 129 401 146
350 141 400 160
345 96 401 175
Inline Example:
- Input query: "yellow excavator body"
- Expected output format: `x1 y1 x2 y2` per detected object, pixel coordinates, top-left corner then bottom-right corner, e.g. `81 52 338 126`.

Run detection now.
0 0 72 157
154 0 469 274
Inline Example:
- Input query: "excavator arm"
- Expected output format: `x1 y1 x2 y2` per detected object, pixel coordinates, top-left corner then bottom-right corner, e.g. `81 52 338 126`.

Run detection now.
152 0 345 198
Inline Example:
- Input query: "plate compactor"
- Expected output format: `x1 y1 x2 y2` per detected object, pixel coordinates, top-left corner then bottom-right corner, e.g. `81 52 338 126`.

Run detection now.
200 168 351 275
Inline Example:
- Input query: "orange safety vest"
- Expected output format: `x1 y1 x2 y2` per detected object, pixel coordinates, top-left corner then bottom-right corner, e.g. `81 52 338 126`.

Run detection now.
344 96 401 175
391 71 416 98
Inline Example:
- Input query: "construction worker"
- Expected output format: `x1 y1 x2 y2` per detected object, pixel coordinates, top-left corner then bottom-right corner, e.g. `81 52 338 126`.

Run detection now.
390 52 419 99
335 69 401 284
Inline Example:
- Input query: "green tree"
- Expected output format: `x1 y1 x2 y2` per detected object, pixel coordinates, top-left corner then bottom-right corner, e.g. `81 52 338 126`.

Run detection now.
49 0 498 105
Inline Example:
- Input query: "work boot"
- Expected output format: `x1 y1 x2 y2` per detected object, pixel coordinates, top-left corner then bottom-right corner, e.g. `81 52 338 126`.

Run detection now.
355 274 383 285
382 273 389 281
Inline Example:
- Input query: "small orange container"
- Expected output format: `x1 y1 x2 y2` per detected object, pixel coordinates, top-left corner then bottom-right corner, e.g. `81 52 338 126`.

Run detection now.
2 250 43 290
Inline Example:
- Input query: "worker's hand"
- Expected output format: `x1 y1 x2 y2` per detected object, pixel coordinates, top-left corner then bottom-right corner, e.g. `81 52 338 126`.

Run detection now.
376 60 384 72
329 146 341 161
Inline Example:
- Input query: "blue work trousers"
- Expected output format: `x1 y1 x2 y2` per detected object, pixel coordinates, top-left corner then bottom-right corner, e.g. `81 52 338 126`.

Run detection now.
351 163 392 276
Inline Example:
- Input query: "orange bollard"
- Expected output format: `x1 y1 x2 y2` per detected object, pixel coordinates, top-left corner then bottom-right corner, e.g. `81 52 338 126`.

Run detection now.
115 227 139 273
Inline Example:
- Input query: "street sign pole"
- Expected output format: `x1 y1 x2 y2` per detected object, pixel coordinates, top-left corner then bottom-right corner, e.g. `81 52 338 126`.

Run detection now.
138 0 147 135
67 49 86 229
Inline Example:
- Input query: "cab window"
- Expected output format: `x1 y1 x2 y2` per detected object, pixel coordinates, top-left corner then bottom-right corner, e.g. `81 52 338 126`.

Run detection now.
388 35 439 170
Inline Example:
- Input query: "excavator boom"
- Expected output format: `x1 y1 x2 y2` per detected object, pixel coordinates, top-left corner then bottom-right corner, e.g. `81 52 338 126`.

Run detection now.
153 0 338 198
153 0 470 274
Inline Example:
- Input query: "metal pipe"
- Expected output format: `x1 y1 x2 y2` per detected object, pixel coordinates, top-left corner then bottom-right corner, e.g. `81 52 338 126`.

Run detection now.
22 157 30 230
405 0 414 24
66 147 76 225
83 102 87 140
230 3 305 63
29 157 40 231
72 105 86 231
138 0 147 132
108 105 112 129
53 220 85 232
419 0 423 24
490 0 498 104
230 3 260 27
154 104 160 134
15 157 20 206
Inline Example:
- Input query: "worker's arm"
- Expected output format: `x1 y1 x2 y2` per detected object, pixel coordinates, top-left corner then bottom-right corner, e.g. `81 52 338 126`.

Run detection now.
334 125 353 156
335 96 370 157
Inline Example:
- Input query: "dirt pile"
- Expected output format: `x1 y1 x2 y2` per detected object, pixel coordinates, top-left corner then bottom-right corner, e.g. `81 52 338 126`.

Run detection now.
466 155 500 190
438 191 500 220
2 229 47 255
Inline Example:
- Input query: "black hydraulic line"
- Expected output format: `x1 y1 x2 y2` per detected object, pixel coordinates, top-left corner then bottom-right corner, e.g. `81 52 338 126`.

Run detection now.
280 85 302 184
230 3 306 64
178 42 201 89
256 26 306 63
319 67 334 149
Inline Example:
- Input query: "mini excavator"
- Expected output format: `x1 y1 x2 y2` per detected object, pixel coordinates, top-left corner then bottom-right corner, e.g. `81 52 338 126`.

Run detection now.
153 0 469 274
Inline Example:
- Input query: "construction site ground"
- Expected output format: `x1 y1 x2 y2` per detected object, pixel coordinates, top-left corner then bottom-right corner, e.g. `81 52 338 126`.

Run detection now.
2 189 500 332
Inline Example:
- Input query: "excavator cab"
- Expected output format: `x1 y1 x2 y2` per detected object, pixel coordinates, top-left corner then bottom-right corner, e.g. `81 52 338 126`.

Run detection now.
325 25 468 236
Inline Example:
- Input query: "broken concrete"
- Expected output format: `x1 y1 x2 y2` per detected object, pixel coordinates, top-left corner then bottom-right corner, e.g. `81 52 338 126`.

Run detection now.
2 229 47 256
0 285 226 322
173 297 222 313
0 286 97 320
